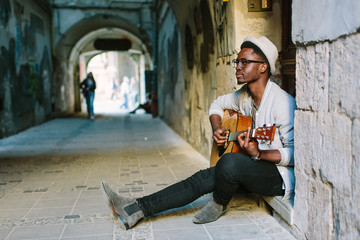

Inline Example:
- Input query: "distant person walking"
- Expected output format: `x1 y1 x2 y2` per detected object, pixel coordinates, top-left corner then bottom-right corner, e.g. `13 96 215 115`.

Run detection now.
80 72 96 120
129 77 139 109
111 78 119 100
119 76 130 110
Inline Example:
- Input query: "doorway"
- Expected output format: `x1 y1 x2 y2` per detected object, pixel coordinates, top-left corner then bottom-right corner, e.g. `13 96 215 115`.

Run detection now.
84 51 141 115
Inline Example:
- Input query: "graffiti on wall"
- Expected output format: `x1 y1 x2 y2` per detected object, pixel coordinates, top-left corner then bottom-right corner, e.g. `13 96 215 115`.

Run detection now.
21 23 37 59
13 1 38 61
0 0 11 27
28 64 40 99
0 39 16 137
0 1 50 137
31 13 44 34
0 37 52 137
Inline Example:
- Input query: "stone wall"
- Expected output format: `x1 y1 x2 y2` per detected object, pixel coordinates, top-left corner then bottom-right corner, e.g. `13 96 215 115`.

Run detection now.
0 0 53 138
293 0 360 239
156 0 217 156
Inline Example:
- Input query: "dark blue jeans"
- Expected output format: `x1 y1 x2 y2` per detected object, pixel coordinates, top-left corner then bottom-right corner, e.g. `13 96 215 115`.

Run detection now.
137 153 284 217
86 91 95 116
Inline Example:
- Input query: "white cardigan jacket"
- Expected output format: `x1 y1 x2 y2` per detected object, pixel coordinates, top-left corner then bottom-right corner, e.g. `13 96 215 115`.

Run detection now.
209 80 297 200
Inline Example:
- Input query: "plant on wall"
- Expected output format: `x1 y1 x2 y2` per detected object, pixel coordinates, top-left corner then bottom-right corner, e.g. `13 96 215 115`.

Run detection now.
28 64 39 100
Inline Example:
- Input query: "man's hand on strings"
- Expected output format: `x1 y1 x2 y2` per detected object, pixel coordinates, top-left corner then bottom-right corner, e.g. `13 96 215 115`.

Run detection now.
237 127 260 158
213 127 229 146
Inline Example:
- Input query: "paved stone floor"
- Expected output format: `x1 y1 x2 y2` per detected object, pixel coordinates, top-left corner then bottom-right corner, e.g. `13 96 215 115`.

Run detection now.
0 113 296 240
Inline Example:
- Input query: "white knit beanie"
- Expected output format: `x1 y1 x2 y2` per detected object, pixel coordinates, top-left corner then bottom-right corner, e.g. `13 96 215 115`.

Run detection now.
242 36 278 75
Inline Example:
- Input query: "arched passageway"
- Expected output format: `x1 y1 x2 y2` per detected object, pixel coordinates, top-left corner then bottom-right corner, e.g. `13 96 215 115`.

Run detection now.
67 27 150 115
52 12 153 117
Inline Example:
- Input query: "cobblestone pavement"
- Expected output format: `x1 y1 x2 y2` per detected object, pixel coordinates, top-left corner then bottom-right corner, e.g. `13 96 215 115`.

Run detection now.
0 114 296 240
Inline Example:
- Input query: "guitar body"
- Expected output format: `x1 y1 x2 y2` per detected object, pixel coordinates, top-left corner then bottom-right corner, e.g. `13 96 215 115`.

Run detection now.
210 110 252 167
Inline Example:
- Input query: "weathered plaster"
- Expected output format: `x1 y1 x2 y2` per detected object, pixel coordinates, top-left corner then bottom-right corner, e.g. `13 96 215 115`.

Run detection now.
234 0 282 53
292 0 360 44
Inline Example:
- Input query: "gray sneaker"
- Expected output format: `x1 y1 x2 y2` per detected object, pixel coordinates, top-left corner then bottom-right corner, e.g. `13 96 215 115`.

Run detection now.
101 181 144 230
192 197 227 224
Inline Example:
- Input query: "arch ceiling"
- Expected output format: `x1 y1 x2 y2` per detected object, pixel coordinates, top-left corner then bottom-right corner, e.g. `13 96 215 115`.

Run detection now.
69 27 148 64
55 14 153 62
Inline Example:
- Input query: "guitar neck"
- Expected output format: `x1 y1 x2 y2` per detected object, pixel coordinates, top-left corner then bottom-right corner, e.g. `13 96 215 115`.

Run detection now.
228 130 254 142
228 125 276 142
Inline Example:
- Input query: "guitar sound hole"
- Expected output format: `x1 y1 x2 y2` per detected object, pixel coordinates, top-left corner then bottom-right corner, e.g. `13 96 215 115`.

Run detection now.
218 146 226 157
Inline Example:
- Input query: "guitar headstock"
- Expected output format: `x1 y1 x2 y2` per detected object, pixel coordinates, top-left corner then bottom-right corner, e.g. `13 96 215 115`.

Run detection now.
253 125 276 141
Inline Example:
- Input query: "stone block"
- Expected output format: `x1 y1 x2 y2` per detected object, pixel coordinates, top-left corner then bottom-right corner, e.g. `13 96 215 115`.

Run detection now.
295 111 352 189
294 111 313 175
329 34 360 119
294 171 334 240
296 46 315 110
296 43 329 111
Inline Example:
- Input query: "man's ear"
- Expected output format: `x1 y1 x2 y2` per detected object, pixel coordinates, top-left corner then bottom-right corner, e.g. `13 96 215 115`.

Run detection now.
260 63 268 74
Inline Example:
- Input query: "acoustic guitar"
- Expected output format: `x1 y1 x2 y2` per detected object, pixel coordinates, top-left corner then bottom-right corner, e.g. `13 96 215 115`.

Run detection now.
210 109 276 167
